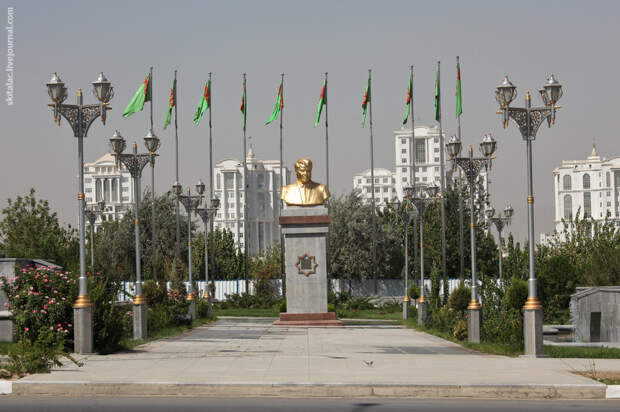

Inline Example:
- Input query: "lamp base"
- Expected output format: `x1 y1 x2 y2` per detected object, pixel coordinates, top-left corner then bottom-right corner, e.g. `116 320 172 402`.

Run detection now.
133 303 147 340
467 307 482 343
417 300 428 326
73 306 93 354
524 307 544 356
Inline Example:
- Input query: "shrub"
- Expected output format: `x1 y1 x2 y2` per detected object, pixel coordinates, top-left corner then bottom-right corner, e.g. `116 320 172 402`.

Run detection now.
1 265 78 349
7 329 81 376
408 283 420 301
453 319 467 341
279 299 286 313
504 278 528 312
197 299 213 318
89 274 131 354
142 280 168 306
327 303 335 313
448 282 470 314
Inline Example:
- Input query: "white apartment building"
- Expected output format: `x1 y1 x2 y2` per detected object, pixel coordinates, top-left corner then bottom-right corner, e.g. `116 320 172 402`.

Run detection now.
353 125 452 205
213 146 290 255
83 153 135 228
352 168 397 207
552 146 620 235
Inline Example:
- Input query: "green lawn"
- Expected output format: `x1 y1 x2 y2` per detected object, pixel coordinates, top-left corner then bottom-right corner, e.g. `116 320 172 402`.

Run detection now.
214 308 280 317
544 345 620 359
401 318 620 359
337 309 402 320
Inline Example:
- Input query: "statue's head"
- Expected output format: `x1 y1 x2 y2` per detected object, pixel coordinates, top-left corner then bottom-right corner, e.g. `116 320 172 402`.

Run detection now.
294 158 312 184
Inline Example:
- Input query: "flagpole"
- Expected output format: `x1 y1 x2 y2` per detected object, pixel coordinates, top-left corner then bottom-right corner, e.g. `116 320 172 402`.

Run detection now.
409 65 417 292
174 70 181 259
325 72 329 190
368 69 377 291
437 60 448 301
242 73 249 293
457 56 465 283
208 72 215 291
279 73 286 297
324 72 331 288
149 66 157 280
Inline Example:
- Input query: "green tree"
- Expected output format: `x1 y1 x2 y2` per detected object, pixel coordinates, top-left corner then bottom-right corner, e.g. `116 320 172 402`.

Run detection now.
0 189 78 270
328 191 403 279
93 190 192 281
192 228 244 280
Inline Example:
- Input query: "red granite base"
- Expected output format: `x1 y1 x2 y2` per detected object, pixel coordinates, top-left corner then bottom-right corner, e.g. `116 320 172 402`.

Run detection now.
273 312 343 327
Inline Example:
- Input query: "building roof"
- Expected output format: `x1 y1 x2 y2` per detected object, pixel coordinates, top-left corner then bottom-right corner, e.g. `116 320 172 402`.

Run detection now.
85 153 116 167
394 125 442 137
354 168 395 177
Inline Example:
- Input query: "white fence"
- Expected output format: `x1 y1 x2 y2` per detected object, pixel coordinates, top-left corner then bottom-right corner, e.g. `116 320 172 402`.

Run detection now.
117 278 472 303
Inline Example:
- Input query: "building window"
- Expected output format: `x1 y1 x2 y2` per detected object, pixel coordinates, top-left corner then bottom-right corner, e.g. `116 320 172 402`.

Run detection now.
402 168 407 173
415 140 425 163
564 194 572 219
357 179 362 184
402 158 407 164
383 187 388 192
85 178 92 183
401 148 407 154
563 175 571 190
85 188 92 193
423 177 428 182
607 172 611 187
583 173 590 189
402 177 407 182
435 167 439 172
366 178 371 184
434 148 439 153
584 192 591 217
434 138 439 143
401 138 406 144
257 174 265 189
224 173 235 190
383 177 388 183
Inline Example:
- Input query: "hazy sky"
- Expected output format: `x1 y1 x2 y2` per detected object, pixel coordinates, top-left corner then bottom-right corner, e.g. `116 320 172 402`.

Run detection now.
1 0 619 243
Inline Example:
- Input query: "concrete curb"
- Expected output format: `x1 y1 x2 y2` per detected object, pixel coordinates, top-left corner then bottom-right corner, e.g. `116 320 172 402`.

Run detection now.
11 381 607 399
0 380 11 395
607 385 620 398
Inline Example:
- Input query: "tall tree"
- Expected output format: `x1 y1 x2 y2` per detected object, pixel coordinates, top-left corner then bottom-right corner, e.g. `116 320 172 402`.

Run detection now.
0 189 78 270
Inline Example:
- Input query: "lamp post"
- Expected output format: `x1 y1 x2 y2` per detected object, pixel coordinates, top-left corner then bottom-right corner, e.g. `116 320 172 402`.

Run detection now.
195 179 220 300
84 200 106 270
485 205 514 280
144 129 161 280
173 182 202 320
110 130 159 340
447 134 496 343
46 72 113 354
495 74 563 356
408 184 439 326
393 187 417 320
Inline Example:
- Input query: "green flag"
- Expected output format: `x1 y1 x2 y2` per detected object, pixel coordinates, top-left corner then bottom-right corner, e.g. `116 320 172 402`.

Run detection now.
456 58 463 118
193 80 211 125
240 81 247 131
266 82 283 125
403 72 412 125
434 67 441 122
122 73 151 118
361 75 370 128
314 80 327 127
163 78 176 130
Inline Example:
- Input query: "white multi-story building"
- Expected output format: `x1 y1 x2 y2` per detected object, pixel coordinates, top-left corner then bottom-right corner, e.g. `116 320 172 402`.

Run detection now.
83 153 135 228
213 146 290 255
352 168 397 207
552 146 620 235
353 125 452 205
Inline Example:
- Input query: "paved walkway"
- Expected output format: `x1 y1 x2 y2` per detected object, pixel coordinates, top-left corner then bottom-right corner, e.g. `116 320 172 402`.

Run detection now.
12 317 620 398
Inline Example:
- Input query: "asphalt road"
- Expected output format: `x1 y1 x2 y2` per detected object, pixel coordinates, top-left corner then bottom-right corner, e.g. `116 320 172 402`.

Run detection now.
1 397 619 412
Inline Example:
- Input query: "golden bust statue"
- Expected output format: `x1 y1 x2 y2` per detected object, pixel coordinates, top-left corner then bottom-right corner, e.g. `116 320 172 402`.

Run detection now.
281 158 330 206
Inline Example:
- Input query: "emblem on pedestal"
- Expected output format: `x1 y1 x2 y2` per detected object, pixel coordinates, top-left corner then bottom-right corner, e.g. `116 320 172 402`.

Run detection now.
295 253 318 276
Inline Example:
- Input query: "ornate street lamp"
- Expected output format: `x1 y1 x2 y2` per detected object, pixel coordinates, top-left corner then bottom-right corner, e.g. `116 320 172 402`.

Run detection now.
143 129 161 280
195 180 220 300
407 184 439 326
84 200 106 270
173 184 202 320
449 136 497 343
447 134 466 283
495 74 563 356
46 72 113 354
393 187 417 320
485 205 514 280
110 131 156 340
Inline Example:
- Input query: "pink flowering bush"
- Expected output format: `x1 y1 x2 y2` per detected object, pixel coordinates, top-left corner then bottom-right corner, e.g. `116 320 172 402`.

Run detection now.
1 265 80 374
1 265 78 346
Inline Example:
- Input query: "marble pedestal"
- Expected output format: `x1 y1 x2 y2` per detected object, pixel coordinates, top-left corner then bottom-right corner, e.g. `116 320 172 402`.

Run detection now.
274 206 342 327
417 300 428 326
523 308 544 357
133 303 147 340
